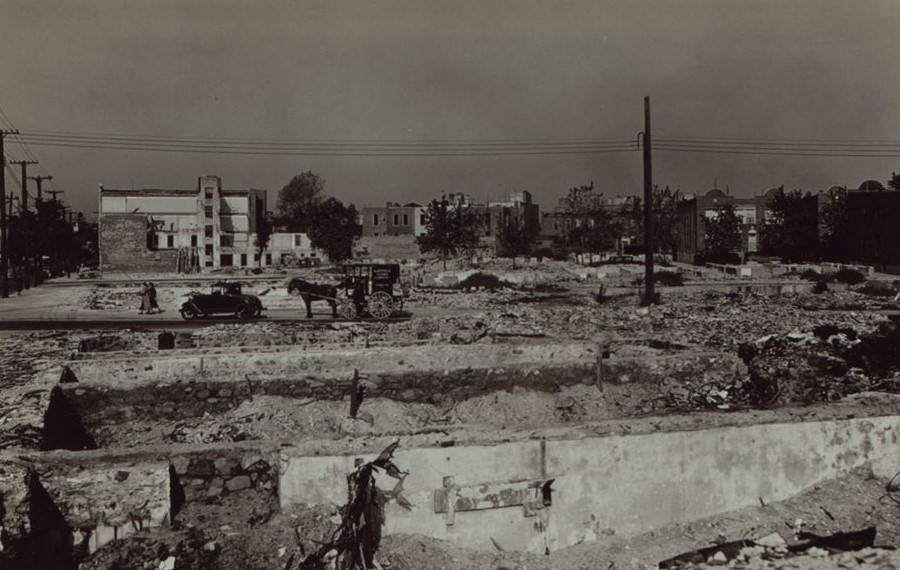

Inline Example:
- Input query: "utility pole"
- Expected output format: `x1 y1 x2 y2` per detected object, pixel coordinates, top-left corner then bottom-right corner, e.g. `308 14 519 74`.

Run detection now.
9 160 36 290
27 175 52 286
9 160 37 212
28 175 52 204
0 129 19 298
47 190 64 202
642 96 655 305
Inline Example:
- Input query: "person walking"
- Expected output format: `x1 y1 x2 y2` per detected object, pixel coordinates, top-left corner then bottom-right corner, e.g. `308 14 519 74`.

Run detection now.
148 282 160 314
138 282 150 314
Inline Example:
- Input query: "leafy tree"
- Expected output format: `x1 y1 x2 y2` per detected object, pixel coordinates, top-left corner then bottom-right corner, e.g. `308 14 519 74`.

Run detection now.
276 171 325 232
820 186 850 261
416 195 483 269
496 214 539 268
889 172 900 191
557 182 619 259
703 203 742 261
759 187 819 262
307 197 361 263
622 185 682 257
254 211 273 268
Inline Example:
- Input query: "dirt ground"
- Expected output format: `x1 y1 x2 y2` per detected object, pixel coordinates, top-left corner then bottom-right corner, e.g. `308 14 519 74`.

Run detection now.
5 264 900 569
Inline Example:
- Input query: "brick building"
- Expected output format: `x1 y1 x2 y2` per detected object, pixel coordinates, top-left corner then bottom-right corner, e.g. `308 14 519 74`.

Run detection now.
674 188 775 262
99 175 268 272
359 191 540 255
359 202 427 237
840 181 900 270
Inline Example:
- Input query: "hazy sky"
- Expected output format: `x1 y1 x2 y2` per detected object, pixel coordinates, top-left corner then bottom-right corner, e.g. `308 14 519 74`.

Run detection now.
2 0 899 215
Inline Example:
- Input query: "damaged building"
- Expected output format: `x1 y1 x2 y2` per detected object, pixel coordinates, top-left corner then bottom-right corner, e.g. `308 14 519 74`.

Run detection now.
98 175 325 273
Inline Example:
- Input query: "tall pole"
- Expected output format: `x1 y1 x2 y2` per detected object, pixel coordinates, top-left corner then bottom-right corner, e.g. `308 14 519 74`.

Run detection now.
0 129 18 298
642 96 655 305
9 160 37 212
27 175 52 285
29 175 52 203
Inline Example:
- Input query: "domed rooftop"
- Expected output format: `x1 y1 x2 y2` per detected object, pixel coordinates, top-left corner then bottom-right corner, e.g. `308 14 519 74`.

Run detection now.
705 188 726 199
857 180 886 192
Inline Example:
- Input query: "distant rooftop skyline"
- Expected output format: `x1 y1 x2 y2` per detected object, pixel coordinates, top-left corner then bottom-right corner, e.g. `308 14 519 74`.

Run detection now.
2 0 899 216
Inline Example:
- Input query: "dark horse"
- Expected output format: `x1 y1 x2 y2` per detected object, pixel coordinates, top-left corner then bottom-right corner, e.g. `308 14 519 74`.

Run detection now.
287 278 338 318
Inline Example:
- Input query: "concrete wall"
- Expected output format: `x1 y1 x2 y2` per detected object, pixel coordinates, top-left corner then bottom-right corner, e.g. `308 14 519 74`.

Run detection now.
99 214 178 273
279 416 900 554
64 343 599 388
59 343 600 427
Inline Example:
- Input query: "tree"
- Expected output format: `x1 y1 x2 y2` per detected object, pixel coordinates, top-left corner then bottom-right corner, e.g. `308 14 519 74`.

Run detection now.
276 171 325 232
759 187 819 262
622 185 682 257
703 203 742 262
307 197 361 263
416 195 483 269
820 186 850 261
254 211 273 268
557 182 619 259
889 172 900 192
497 214 539 268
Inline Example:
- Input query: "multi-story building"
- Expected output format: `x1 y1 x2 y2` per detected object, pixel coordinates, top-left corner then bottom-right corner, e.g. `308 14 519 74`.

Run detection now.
358 192 540 255
98 175 268 272
537 194 638 252
359 202 427 237
839 180 900 270
674 188 776 262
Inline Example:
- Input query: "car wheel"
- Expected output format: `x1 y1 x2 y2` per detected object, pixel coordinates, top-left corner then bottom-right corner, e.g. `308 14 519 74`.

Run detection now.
180 305 198 320
236 304 255 319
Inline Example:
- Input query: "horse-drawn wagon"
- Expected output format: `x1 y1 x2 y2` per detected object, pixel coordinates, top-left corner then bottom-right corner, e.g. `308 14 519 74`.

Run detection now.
287 262 405 319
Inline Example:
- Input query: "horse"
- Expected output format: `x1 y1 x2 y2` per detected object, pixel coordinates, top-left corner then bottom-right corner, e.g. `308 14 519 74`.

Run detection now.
287 278 338 318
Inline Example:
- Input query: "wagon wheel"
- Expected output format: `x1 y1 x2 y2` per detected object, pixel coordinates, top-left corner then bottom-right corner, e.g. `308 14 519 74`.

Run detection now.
367 291 395 319
338 299 357 319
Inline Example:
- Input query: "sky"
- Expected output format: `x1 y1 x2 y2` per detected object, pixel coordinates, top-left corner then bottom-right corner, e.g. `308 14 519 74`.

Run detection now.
1 0 899 217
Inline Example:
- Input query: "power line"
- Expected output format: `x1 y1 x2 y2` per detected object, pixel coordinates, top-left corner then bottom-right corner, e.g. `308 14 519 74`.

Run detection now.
23 128 636 145
655 144 900 158
657 135 900 146
19 138 640 156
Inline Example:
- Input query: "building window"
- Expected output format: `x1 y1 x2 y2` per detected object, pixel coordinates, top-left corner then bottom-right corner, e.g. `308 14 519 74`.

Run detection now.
294 234 303 247
374 214 380 226
220 234 234 247
420 214 426 225
220 254 233 267
191 235 198 247
204 225 213 238
393 214 399 225
240 254 247 266
167 235 174 248
205 244 213 256
403 214 409 225
204 187 213 199
265 253 272 265
204 206 213 218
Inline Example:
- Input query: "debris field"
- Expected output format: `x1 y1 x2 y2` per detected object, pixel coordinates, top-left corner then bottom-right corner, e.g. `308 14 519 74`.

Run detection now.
2 263 900 569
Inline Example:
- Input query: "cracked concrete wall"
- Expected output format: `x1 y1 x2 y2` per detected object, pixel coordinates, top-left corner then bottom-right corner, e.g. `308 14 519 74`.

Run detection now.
278 416 900 554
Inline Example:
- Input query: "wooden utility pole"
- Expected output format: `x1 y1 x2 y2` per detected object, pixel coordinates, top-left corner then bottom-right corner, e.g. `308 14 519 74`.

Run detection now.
0 129 18 298
9 160 37 212
642 96 655 305
47 190 64 202
28 174 52 203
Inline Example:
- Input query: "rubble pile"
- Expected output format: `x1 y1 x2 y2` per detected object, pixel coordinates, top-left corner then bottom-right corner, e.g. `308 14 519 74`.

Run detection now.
739 321 900 406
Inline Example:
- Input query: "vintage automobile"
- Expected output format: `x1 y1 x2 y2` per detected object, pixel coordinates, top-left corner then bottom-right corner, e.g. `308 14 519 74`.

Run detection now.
179 281 265 320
